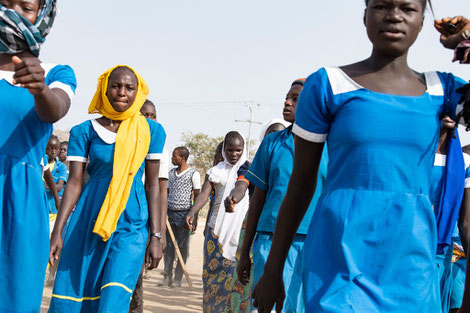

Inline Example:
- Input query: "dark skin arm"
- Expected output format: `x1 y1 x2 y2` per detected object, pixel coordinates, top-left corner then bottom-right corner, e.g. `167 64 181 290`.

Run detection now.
458 189 470 313
44 168 60 210
252 138 324 313
159 178 168 252
237 187 267 285
185 178 214 230
12 56 71 123
49 161 85 266
224 181 249 213
144 160 163 270
55 180 65 193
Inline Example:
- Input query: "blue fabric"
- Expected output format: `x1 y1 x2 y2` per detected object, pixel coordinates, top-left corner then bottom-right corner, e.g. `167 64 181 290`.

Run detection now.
436 245 454 313
0 64 76 313
49 119 165 313
294 68 466 313
435 131 465 254
251 232 305 313
245 126 328 234
44 155 68 213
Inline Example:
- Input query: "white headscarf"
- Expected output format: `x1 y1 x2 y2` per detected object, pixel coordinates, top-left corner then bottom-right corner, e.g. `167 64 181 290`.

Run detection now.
208 131 249 261
258 118 291 142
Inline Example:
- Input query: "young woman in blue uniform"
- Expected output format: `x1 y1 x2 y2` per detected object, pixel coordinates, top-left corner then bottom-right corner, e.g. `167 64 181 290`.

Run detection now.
0 1 76 312
48 65 166 313
252 2 470 312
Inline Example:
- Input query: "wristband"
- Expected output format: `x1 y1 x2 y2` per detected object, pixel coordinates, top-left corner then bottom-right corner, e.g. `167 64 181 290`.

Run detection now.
150 232 162 239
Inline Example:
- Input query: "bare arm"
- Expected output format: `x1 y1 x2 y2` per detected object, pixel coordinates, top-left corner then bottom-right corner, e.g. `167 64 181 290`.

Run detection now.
12 56 71 123
159 178 168 252
44 168 60 210
237 186 267 285
458 189 470 311
49 161 85 265
224 180 249 212
185 178 213 229
145 160 163 270
252 138 324 312
55 180 65 193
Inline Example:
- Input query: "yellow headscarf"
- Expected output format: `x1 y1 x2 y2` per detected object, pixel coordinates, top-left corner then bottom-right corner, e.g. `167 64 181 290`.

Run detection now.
88 65 151 241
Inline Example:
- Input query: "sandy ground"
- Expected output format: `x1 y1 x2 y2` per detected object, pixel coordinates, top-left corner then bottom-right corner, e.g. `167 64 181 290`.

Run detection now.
40 221 206 313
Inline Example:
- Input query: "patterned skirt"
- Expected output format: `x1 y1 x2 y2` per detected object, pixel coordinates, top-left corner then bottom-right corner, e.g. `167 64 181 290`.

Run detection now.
203 226 236 313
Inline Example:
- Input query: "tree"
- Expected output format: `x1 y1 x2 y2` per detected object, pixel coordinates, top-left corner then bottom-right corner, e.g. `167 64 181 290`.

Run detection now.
180 132 224 176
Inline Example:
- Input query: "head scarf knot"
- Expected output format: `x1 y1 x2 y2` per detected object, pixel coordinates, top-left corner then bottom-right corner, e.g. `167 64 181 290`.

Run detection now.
89 65 151 241
0 0 57 56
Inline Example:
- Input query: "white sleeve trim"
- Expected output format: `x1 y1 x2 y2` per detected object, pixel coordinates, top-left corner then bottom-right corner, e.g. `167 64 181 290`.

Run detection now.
192 171 201 189
433 154 446 167
146 153 163 160
465 178 470 189
49 81 75 102
292 123 328 143
67 156 87 163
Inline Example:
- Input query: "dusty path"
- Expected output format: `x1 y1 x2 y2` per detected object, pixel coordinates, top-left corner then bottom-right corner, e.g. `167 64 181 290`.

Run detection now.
41 220 206 313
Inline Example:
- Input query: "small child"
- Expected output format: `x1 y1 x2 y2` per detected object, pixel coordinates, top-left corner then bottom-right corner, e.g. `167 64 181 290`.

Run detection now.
44 135 68 285
45 135 68 215
59 141 69 171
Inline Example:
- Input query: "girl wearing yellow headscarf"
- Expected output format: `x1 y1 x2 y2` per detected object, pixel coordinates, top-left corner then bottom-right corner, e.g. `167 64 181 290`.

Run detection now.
48 65 166 313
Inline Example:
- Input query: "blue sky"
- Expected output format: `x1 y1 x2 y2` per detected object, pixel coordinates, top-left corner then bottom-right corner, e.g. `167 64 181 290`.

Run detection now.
40 0 470 150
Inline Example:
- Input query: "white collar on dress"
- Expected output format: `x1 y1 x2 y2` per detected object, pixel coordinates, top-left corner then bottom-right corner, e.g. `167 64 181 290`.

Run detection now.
91 119 116 144
0 70 14 84
324 67 444 96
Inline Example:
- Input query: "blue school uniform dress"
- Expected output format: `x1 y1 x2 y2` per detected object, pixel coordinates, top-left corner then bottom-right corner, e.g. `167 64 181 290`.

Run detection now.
245 126 328 313
49 119 165 313
293 67 465 313
0 64 76 313
44 155 68 214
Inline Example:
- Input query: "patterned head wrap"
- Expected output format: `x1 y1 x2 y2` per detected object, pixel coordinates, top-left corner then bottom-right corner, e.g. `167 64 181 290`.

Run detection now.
0 0 57 56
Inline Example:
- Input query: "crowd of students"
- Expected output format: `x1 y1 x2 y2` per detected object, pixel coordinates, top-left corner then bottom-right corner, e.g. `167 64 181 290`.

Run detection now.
3 0 470 313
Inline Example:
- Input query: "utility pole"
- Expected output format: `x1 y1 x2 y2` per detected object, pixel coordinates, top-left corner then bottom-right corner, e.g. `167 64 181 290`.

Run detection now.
235 101 262 159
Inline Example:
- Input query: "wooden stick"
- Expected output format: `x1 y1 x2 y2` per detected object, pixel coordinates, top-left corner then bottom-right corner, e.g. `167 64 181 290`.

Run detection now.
166 218 194 290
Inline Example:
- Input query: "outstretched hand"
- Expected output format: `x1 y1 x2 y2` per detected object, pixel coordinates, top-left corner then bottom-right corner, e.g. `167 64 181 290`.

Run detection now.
251 272 285 313
224 195 237 213
435 16 470 50
12 56 47 96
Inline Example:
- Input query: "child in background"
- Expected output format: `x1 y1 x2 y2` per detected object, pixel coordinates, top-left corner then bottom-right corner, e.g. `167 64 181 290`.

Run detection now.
59 141 69 171
44 135 68 285
45 135 68 216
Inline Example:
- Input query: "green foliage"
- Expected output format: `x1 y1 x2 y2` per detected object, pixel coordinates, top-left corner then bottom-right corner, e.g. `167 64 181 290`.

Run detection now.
180 132 224 176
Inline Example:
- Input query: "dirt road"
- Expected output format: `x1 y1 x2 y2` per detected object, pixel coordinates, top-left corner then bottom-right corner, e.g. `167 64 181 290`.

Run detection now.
41 222 205 312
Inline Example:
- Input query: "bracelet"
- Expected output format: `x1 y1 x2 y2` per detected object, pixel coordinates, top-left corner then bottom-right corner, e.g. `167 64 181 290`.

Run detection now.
150 232 162 239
